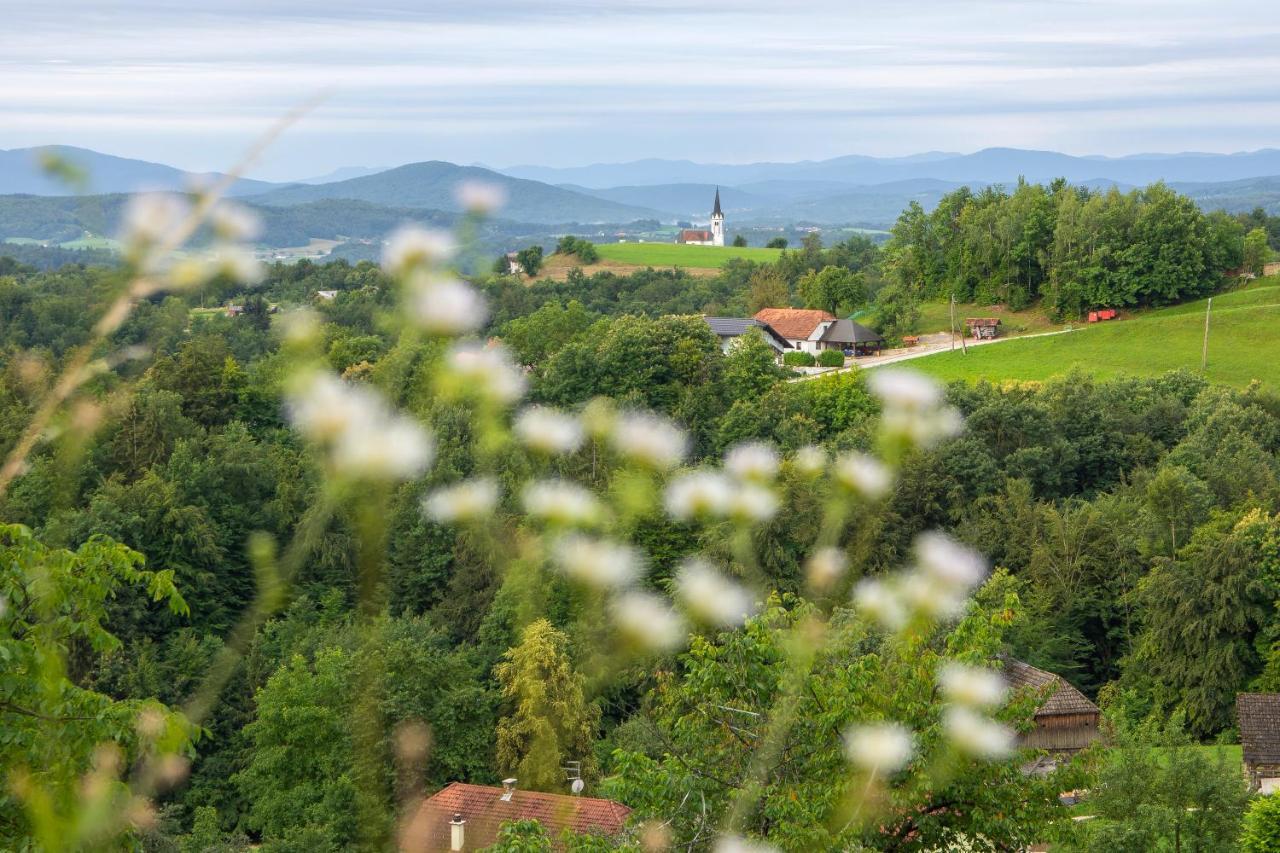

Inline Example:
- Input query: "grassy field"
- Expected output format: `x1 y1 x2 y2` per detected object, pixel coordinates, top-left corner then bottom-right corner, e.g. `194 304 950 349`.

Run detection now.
594 242 783 269
896 281 1280 389
912 300 1064 336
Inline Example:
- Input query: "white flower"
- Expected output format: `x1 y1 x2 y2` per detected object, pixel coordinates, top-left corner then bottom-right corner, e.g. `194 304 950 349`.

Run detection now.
552 535 642 589
729 483 778 523
915 531 987 592
212 246 264 284
330 412 433 480
287 373 380 444
835 452 893 499
898 570 966 620
844 722 914 774
868 369 943 411
612 591 686 651
610 412 688 469
455 180 508 214
725 442 779 482
938 663 1007 709
806 547 847 589
713 837 781 853
281 309 320 345
210 202 262 242
514 406 584 455
423 478 499 523
791 445 827 476
445 343 527 405
522 480 602 526
675 559 755 627
853 577 908 632
121 193 190 248
943 706 1016 759
406 272 487 335
382 225 457 274
664 470 734 520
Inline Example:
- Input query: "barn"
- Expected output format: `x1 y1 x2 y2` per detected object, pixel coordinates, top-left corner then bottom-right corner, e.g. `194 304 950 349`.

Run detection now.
1003 658 1101 754
1238 693 1280 793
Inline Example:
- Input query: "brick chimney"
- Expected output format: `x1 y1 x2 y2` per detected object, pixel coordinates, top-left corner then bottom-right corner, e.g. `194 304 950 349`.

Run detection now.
449 812 465 851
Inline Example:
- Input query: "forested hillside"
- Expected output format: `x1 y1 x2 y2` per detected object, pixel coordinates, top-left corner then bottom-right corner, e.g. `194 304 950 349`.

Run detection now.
3 179 1280 851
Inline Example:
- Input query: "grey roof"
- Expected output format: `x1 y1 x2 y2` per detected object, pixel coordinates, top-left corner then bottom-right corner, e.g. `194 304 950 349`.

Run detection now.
1003 659 1100 717
703 317 791 350
1239 693 1280 767
818 319 884 345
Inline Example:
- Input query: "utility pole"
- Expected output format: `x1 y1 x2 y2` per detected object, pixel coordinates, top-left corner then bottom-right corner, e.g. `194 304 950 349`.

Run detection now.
1201 297 1213 372
950 293 956 352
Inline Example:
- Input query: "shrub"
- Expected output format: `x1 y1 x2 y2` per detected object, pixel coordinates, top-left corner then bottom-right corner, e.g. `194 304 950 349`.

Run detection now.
817 349 845 367
783 351 816 367
1242 793 1280 853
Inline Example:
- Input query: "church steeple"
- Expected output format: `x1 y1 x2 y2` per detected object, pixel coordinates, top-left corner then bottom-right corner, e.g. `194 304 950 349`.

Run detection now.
710 187 725 246
712 187 723 218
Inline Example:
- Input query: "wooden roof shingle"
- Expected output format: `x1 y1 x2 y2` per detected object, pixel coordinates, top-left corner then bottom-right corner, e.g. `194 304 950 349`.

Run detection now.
1238 693 1280 767
1002 658 1099 717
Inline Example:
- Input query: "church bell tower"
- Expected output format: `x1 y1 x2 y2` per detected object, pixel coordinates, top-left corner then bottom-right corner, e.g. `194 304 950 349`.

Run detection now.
710 188 725 247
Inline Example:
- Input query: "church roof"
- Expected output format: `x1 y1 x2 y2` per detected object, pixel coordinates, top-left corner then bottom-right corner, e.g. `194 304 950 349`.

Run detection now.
712 187 723 217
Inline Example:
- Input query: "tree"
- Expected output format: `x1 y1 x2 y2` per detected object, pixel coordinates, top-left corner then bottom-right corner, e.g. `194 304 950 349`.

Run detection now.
873 283 920 340
1068 719 1249 852
746 268 789 314
495 619 600 792
731 234 748 247
515 245 544 277
798 265 867 315
1244 227 1270 277
721 327 786 401
765 237 788 249
1241 792 1280 853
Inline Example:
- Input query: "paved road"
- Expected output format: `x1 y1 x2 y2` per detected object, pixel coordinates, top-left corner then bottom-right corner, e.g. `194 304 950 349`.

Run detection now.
787 327 1082 382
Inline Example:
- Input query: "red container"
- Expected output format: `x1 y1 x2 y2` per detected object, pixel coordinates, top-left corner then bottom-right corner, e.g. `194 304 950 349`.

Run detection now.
1088 312 1099 323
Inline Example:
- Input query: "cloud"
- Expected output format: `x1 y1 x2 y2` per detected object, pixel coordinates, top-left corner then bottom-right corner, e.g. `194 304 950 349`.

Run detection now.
2 0 1278 178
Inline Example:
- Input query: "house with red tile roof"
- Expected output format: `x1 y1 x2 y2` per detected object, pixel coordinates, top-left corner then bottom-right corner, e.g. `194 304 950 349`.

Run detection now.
405 780 631 851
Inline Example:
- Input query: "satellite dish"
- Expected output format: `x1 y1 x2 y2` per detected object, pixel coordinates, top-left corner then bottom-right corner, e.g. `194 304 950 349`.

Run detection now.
570 778 585 795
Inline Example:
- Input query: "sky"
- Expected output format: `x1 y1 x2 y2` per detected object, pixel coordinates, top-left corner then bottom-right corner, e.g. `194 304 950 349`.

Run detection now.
3 0 1280 181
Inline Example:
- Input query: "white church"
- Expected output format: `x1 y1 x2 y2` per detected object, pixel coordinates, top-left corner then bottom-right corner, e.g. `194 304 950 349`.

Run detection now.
675 188 725 246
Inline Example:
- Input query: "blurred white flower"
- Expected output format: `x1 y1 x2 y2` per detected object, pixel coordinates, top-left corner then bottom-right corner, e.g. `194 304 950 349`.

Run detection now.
713 837 781 853
514 406 584 455
552 535 642 589
423 478 499 523
287 373 379 444
664 470 734 520
445 343 527 405
210 202 262 242
610 412 688 469
580 397 616 440
792 445 827 476
725 442 779 482
121 193 190 249
522 479 602 526
612 591 686 651
281 309 321 345
943 706 1016 759
915 531 987 592
729 483 779 523
455 180 508 214
938 663 1007 709
868 369 943 410
806 546 847 589
406 271 487 335
853 577 908 632
213 246 264 285
330 412 433 480
898 570 966 620
675 559 755 626
844 722 914 774
382 226 457 274
835 452 893 499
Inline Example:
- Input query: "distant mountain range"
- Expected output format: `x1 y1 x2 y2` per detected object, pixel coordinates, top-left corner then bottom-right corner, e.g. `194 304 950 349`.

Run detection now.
3 146 1280 243
0 145 276 197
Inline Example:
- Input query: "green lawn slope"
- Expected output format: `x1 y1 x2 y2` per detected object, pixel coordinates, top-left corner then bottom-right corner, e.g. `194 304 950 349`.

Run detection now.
898 280 1280 389
595 242 782 269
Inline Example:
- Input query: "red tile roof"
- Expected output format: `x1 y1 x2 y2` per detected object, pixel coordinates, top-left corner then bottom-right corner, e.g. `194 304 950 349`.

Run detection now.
405 782 631 851
677 229 713 243
752 307 836 341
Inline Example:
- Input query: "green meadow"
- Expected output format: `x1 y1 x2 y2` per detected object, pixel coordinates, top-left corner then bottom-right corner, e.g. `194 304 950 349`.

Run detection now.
594 241 783 269
898 280 1280 389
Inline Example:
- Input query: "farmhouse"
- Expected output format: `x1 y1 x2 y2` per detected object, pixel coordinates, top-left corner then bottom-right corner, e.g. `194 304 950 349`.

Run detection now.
703 317 792 354
1003 658 1101 754
1238 693 1280 792
752 308 884 356
675 189 725 246
966 317 1001 340
409 779 631 850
